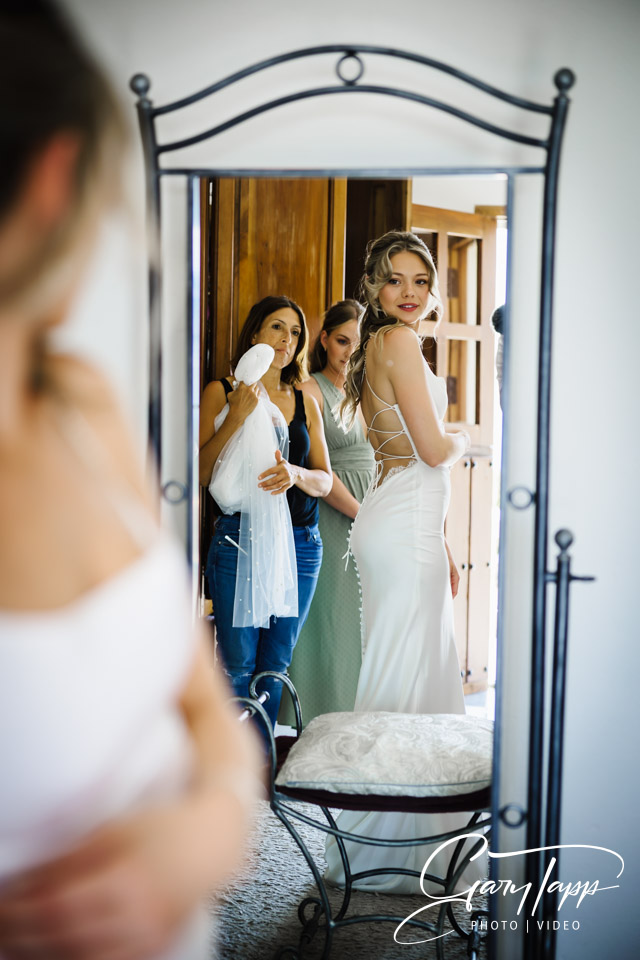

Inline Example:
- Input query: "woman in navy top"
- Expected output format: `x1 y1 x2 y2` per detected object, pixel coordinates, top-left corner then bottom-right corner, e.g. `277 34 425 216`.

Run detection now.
200 296 332 729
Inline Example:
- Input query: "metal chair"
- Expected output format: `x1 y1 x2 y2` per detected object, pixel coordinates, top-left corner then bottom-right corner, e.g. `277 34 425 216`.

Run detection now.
237 671 492 960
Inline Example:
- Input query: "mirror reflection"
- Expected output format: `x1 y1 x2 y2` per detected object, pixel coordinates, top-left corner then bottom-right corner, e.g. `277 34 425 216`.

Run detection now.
197 177 506 743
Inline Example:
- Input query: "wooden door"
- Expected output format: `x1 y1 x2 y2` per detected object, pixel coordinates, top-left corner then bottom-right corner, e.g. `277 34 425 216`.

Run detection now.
467 455 494 691
448 456 472 676
200 177 347 603
207 177 346 381
344 179 411 299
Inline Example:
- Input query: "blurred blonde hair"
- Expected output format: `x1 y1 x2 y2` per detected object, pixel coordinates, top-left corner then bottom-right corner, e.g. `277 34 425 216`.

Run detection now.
0 1 127 315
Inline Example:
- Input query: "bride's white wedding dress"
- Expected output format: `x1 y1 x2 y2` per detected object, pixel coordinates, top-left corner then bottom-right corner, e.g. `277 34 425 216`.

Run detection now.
324 358 482 895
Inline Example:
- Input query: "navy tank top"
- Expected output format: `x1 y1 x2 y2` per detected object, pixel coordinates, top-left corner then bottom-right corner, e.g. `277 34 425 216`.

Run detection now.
286 387 319 528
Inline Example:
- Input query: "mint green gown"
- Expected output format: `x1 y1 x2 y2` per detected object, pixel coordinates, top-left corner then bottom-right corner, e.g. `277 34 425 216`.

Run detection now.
280 373 375 726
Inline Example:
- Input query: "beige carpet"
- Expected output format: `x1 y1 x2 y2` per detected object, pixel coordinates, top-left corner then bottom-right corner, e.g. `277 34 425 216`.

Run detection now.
211 800 486 960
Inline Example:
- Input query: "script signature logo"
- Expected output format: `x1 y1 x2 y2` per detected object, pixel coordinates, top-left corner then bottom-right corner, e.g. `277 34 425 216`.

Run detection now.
394 834 624 945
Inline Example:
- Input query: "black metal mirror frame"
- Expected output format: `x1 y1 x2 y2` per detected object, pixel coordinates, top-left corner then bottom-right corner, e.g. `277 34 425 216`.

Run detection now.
130 45 582 960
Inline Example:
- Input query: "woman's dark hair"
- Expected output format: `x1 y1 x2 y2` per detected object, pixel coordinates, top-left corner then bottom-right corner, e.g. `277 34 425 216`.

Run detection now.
308 299 363 374
232 296 309 386
0 0 125 306
491 304 505 336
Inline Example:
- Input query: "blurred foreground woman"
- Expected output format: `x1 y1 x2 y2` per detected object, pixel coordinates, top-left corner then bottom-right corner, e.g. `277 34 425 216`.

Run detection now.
0 3 260 958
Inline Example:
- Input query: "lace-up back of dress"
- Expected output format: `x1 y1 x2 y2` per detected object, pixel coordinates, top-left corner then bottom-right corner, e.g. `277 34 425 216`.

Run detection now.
362 367 419 489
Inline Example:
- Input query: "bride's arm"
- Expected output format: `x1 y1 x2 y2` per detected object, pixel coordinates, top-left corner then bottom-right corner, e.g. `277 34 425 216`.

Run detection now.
444 538 460 598
0 632 262 959
384 327 468 468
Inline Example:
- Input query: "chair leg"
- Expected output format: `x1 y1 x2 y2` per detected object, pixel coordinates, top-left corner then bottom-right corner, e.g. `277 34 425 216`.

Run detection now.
443 813 490 896
319 806 353 923
442 814 491 959
270 804 335 960
271 801 491 960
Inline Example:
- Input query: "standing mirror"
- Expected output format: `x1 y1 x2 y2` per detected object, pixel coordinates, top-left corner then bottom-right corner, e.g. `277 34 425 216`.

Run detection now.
197 173 506 713
131 47 575 960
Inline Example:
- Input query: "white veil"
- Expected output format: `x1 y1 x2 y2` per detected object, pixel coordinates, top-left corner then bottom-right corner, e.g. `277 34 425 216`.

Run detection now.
209 345 298 628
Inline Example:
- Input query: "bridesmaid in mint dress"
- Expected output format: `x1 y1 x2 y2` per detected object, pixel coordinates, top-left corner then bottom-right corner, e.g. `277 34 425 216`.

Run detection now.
281 301 375 725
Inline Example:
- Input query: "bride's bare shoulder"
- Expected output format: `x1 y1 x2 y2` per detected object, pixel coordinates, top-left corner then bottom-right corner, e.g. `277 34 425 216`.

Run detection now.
383 325 421 349
369 326 421 368
47 353 120 411
47 353 148 496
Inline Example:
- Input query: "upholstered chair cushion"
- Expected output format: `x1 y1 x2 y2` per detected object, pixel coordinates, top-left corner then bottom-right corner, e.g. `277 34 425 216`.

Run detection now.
275 711 493 798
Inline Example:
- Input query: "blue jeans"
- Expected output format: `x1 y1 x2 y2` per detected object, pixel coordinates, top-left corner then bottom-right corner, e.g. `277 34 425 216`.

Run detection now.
206 513 322 733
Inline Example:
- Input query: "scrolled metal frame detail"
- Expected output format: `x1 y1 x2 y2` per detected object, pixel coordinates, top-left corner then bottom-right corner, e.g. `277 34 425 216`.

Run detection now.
507 486 536 510
499 803 528 829
161 479 188 504
335 51 365 86
130 47 579 960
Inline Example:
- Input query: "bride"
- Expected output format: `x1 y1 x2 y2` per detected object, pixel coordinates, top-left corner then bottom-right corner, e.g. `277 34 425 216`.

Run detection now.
324 230 473 894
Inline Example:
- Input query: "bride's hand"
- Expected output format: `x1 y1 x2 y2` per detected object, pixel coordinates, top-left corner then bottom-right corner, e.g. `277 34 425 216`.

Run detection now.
444 425 471 449
257 449 298 495
444 540 460 598
448 556 460 598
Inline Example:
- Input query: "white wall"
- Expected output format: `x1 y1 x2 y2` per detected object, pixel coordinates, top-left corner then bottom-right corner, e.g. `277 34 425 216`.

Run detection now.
412 175 508 213
59 1 640 957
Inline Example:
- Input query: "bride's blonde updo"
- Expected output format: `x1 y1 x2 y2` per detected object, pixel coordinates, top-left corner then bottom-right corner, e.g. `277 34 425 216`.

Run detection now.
340 230 442 429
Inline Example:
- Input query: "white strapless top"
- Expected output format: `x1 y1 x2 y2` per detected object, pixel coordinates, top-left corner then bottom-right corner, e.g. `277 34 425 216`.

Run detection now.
0 534 197 884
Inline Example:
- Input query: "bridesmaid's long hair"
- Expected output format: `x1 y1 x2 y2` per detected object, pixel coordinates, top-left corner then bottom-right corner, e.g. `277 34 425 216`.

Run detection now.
308 299 363 374
340 231 442 429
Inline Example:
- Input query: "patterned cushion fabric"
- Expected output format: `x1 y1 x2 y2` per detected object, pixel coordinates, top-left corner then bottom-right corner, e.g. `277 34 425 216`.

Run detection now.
275 711 493 798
